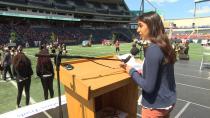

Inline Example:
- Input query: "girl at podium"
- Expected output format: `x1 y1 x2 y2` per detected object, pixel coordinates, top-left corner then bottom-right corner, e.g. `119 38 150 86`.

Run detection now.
123 11 176 118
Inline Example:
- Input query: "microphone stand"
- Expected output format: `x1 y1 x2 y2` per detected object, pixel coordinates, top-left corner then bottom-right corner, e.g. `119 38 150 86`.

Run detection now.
139 44 143 59
55 53 63 118
35 54 121 118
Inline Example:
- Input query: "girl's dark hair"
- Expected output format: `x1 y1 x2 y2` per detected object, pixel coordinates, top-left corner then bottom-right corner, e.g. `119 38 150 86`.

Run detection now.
138 11 176 64
13 53 33 77
37 49 53 74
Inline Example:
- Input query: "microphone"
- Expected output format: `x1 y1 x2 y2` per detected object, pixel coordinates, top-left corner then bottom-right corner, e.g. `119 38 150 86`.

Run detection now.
35 54 56 58
35 54 122 61
121 55 132 63
65 64 74 70
35 54 76 58
130 47 140 56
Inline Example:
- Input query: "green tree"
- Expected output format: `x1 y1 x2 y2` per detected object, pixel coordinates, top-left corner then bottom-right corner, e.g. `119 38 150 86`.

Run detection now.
9 32 16 43
50 32 56 43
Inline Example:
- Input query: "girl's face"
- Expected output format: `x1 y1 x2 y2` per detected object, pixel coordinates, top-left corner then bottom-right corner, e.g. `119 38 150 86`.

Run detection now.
136 20 150 40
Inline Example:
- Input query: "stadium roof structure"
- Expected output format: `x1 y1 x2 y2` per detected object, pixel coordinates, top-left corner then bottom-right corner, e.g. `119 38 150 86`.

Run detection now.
87 0 121 3
0 0 131 23
130 10 163 16
194 0 210 17
0 11 81 21
194 0 210 3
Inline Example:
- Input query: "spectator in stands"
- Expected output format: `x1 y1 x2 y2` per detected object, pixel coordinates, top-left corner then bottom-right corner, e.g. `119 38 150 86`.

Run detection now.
123 11 176 118
2 47 14 80
115 40 120 55
12 50 33 108
36 45 54 100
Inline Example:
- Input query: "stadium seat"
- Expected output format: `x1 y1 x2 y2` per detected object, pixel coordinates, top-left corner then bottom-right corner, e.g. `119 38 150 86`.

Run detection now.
0 0 27 4
28 0 53 8
53 3 74 10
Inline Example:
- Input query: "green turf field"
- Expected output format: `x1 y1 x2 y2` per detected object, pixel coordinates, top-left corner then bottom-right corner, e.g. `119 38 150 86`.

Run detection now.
0 43 203 114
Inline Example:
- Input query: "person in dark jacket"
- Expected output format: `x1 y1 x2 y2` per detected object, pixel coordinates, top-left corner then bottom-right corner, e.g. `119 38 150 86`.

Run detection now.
130 43 140 56
123 11 176 118
13 52 33 108
36 46 54 100
2 47 14 80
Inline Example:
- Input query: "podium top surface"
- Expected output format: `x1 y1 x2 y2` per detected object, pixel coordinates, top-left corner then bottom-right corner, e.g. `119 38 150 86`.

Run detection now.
60 56 132 100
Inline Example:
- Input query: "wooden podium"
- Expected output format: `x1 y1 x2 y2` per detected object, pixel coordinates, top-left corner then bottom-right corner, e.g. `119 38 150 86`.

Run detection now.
59 56 138 118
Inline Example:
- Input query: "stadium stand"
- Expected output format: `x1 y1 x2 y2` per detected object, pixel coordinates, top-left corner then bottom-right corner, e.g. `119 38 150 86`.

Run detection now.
0 0 133 46
28 0 53 8
0 0 27 4
0 0 131 16
0 21 133 46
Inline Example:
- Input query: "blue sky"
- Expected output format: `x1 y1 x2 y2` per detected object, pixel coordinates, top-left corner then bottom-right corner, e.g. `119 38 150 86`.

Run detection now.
124 0 210 19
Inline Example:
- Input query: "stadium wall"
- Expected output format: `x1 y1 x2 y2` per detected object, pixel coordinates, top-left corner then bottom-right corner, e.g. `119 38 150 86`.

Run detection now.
164 16 210 28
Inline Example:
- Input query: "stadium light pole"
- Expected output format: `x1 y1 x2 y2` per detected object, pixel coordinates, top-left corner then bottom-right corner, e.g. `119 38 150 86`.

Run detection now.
193 0 210 38
194 0 210 18
194 2 197 18
193 1 197 38
139 0 157 16
194 0 210 19
139 0 144 15
145 0 157 12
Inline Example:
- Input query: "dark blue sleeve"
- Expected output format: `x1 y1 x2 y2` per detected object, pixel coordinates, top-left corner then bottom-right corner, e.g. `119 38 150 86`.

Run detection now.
129 45 164 93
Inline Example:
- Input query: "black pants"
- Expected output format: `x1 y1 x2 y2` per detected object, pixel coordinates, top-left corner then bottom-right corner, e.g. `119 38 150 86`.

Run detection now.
41 76 54 100
116 47 120 53
17 78 31 107
3 65 13 80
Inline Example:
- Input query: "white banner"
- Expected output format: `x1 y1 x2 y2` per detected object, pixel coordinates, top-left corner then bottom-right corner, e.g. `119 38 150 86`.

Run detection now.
0 95 67 118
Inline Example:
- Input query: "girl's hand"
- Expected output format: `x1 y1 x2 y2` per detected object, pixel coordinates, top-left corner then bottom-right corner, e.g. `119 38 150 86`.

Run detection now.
120 63 133 73
136 59 143 64
120 63 126 69
125 65 132 73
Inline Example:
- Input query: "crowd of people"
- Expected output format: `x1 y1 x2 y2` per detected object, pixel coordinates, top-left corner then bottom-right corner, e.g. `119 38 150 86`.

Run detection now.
0 21 133 47
0 23 85 46
172 32 210 40
0 44 62 108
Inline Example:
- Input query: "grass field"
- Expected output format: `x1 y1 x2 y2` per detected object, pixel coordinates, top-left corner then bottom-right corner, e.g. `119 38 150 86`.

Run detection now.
0 43 204 114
